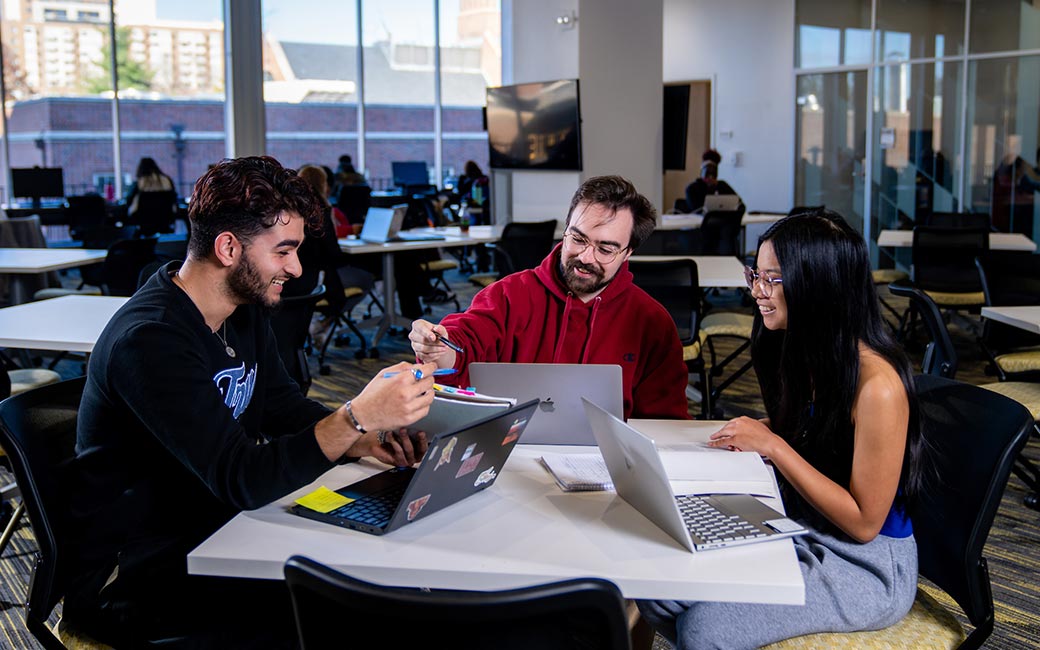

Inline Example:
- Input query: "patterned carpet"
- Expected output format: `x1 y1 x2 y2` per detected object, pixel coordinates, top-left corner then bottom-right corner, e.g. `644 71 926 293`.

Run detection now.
0 269 1038 649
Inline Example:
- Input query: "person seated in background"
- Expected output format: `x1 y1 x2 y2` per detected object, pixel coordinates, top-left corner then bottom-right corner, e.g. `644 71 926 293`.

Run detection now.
334 154 367 190
410 175 690 420
64 156 435 648
125 156 175 215
638 210 925 648
287 164 363 345
457 160 490 224
682 149 740 213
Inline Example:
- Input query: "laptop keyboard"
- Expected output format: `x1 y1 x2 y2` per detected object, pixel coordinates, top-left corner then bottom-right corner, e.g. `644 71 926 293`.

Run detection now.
329 483 409 527
675 494 768 546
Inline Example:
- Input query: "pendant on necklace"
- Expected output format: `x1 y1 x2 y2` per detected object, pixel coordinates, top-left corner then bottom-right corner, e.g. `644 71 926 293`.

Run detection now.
225 345 236 358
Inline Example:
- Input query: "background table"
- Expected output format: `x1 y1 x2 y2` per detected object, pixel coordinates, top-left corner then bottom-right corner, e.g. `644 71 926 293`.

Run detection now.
876 230 1037 252
0 294 127 352
188 419 804 604
981 306 1040 335
0 248 107 304
629 255 747 288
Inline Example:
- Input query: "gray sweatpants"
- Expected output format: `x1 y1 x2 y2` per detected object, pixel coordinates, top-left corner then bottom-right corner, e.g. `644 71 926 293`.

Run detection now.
637 528 918 650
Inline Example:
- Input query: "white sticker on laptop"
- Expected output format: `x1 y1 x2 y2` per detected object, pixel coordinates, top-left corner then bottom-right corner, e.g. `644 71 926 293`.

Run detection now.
474 466 496 486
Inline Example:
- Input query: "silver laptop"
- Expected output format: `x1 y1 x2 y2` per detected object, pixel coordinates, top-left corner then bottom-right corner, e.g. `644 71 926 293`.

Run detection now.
582 398 806 552
703 194 741 213
469 363 623 445
358 205 445 243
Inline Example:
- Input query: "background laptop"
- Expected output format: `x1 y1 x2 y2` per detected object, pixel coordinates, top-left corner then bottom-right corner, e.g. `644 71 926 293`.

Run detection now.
703 194 742 213
292 399 539 535
582 398 806 551
469 363 622 445
358 205 444 243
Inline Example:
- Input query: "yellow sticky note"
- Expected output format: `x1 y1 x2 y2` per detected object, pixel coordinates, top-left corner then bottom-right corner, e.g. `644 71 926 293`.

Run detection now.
295 486 354 513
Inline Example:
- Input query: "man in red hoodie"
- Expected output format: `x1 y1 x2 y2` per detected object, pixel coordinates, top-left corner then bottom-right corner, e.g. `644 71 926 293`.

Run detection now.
410 175 689 420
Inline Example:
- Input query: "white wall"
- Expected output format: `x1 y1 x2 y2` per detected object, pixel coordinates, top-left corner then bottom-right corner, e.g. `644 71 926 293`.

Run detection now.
663 0 795 213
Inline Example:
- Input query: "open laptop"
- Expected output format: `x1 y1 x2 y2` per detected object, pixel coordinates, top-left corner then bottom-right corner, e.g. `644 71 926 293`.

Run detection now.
582 398 806 551
292 399 539 535
469 363 623 445
358 205 445 243
702 194 742 213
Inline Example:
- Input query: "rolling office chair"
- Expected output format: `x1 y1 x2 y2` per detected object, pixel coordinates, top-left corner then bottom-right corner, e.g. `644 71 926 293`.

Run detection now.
284 555 631 650
0 377 115 650
469 220 558 288
269 283 326 395
975 252 1040 382
127 190 178 237
889 283 1040 511
765 374 1033 650
65 195 108 242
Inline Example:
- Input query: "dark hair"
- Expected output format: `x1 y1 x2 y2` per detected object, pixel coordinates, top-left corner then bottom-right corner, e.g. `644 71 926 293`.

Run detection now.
136 157 163 178
565 175 656 250
701 149 722 165
464 160 482 177
187 156 325 259
750 209 926 518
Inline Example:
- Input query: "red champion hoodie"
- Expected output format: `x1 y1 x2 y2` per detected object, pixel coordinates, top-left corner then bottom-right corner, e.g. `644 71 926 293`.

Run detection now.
440 244 690 419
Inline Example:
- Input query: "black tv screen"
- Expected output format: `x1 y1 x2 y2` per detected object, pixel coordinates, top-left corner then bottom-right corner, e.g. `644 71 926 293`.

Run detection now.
486 80 582 171
12 167 65 201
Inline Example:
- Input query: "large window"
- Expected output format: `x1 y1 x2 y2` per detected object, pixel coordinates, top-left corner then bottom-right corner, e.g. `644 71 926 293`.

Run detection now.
795 0 872 68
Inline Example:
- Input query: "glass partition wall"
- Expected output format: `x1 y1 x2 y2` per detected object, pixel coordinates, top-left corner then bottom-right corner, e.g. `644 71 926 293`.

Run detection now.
795 0 1040 268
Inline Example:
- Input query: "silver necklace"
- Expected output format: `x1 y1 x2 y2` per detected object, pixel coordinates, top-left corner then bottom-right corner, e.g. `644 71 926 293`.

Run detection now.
218 321 236 358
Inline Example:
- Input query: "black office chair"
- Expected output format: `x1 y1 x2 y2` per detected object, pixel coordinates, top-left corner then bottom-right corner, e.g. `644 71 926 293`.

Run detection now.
975 252 1040 382
922 211 992 231
889 283 1040 511
283 555 631 650
335 184 372 226
628 258 708 418
316 266 375 370
101 237 159 297
470 220 558 288
128 189 178 237
765 374 1034 650
696 208 744 257
269 283 326 395
910 226 989 308
65 194 108 241
0 377 114 649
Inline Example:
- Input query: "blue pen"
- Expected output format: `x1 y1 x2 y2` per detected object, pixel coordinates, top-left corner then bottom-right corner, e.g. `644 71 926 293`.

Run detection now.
383 368 458 379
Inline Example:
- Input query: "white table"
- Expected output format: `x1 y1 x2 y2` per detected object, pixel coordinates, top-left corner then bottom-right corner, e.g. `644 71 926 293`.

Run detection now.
658 212 786 231
0 247 107 304
339 228 499 346
0 295 128 352
980 306 1040 335
876 230 1037 252
629 255 747 288
188 419 804 604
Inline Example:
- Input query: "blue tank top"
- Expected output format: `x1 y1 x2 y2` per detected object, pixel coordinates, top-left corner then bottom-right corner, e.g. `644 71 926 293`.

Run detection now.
879 497 913 538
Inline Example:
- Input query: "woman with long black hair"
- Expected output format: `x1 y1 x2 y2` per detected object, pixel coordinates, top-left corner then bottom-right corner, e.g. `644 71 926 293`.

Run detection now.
638 209 929 649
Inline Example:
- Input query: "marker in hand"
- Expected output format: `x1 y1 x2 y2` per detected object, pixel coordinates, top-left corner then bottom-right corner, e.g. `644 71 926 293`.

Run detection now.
383 368 458 380
436 335 464 354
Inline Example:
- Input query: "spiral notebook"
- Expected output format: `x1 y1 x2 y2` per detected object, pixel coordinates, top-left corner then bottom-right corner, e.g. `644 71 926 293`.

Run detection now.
540 452 613 491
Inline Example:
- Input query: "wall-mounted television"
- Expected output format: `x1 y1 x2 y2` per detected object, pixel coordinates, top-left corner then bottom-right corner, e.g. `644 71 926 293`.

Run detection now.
486 79 582 171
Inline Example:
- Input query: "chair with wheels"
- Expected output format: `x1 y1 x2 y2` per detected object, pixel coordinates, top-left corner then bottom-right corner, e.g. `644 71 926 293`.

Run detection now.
889 283 1040 511
283 555 631 650
269 283 326 395
128 190 178 237
65 195 108 242
628 258 708 418
316 266 376 371
975 251 1040 383
0 377 114 649
765 373 1033 649
695 208 744 257
335 184 372 228
470 219 558 288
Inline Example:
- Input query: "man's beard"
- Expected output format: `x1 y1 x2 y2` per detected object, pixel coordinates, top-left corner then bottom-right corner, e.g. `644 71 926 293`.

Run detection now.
559 257 612 296
228 251 280 309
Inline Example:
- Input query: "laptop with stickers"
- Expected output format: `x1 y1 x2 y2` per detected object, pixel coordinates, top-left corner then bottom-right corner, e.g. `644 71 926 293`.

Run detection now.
468 363 623 446
582 397 807 552
291 399 539 535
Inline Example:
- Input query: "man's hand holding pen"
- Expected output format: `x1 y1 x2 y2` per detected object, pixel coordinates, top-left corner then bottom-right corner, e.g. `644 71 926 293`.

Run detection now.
409 319 462 370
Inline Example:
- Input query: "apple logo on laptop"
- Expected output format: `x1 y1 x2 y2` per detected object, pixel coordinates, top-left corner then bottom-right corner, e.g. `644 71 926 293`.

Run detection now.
539 398 556 413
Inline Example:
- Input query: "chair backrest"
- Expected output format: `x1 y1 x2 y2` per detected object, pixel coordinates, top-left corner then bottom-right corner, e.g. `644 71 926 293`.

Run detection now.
283 555 631 650
976 251 1040 353
136 259 165 290
887 284 958 378
269 283 326 394
495 220 558 278
336 184 371 225
0 377 85 650
912 374 1033 647
911 226 988 293
923 211 991 231
103 237 158 296
66 194 108 240
129 190 178 237
628 258 701 347
699 208 744 256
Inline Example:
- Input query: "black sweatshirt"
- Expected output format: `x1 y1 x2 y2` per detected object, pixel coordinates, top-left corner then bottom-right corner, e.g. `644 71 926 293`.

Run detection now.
67 262 335 611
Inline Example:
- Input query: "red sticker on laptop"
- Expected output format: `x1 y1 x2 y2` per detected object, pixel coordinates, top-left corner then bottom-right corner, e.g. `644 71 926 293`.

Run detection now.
406 494 431 521
455 451 483 479
435 437 457 470
501 418 527 446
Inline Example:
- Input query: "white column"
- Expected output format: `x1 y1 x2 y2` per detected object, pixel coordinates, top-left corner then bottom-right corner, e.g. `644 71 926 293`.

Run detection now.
223 0 266 158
